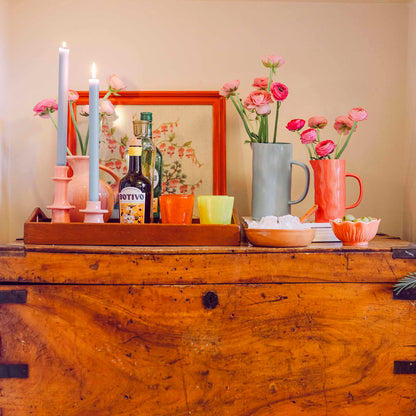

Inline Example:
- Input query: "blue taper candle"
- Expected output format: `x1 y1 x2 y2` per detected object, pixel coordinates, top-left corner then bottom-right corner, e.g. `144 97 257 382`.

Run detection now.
57 42 69 166
88 63 100 201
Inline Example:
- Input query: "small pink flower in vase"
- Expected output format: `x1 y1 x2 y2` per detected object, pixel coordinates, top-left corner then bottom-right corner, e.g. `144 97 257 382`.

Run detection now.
316 140 336 157
262 55 285 68
99 100 115 116
270 82 289 102
286 119 305 131
219 80 240 97
68 90 79 102
107 74 127 94
252 77 269 89
33 99 58 118
287 108 368 160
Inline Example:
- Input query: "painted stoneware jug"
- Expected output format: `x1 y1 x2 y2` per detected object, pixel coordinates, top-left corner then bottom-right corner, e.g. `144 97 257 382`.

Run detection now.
252 142 310 220
310 159 363 223
67 156 120 222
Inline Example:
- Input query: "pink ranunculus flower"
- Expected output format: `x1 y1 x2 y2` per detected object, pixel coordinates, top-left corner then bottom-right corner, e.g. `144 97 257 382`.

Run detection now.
33 99 58 118
270 82 289 102
80 105 90 116
308 116 328 129
262 55 285 68
348 107 368 122
334 116 355 134
243 90 273 113
68 90 79 102
286 119 305 131
256 104 271 115
316 140 336 157
219 80 240 97
107 74 126 91
300 128 318 144
99 99 115 115
252 77 269 89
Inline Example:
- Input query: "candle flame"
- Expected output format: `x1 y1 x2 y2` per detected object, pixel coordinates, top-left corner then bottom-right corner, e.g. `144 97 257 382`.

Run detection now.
91 62 96 79
62 41 67 48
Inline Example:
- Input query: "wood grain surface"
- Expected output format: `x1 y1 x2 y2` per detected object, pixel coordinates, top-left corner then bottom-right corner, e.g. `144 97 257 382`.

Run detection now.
0 283 415 416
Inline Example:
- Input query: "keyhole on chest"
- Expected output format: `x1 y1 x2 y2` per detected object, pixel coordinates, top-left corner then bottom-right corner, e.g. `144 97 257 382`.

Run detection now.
202 291 219 310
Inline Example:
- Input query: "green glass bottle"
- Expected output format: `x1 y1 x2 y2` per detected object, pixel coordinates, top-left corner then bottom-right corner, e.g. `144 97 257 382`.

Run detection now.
140 112 163 222
119 121 152 224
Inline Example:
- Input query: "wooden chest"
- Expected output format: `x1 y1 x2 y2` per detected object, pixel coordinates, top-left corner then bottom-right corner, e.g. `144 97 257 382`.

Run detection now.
0 236 415 415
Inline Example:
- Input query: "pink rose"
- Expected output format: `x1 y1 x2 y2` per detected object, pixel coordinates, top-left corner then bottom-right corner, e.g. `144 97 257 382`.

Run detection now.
219 80 240 97
80 105 89 116
252 77 269 89
107 74 126 91
316 140 336 157
308 116 328 129
348 107 368 121
334 116 355 134
244 90 273 114
270 82 289 102
300 128 318 144
33 99 58 118
262 55 285 68
99 99 115 115
286 119 305 131
68 90 79 102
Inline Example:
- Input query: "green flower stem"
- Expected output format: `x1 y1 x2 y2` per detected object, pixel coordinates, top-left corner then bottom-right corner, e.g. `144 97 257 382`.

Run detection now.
67 146 72 156
317 128 321 143
236 96 255 132
306 144 313 160
230 95 254 142
272 101 281 143
267 67 274 92
48 111 58 130
312 144 319 159
336 121 357 159
69 102 85 155
101 90 112 101
264 116 269 143
84 126 90 154
334 132 344 159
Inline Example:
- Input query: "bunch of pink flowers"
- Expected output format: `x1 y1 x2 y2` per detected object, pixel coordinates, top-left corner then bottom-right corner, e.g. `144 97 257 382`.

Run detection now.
33 74 126 155
220 55 289 143
286 108 368 160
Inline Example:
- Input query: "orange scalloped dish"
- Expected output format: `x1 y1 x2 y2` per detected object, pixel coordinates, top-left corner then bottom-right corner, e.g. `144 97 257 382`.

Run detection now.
330 218 381 246
245 228 316 248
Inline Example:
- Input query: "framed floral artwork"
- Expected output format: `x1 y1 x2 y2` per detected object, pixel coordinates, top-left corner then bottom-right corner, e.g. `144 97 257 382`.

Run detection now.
68 91 226 196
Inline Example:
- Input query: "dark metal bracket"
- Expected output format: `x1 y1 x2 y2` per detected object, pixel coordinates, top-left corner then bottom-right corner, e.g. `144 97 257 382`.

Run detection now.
0 290 27 304
0 364 29 378
392 246 416 259
393 288 416 300
394 361 416 374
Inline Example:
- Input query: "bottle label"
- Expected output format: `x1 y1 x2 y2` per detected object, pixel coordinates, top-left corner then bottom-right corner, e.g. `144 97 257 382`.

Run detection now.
129 146 142 157
153 197 158 213
153 168 159 189
119 187 146 224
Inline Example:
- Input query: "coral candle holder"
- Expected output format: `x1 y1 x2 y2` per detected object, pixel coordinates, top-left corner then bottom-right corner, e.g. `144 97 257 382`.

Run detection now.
46 165 75 223
80 200 108 223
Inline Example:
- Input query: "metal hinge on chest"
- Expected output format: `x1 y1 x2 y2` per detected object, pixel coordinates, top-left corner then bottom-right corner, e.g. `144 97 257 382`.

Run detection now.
392 246 416 259
0 290 27 304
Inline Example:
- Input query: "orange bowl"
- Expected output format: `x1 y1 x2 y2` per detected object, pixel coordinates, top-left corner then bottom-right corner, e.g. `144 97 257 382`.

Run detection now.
330 218 381 246
245 228 316 247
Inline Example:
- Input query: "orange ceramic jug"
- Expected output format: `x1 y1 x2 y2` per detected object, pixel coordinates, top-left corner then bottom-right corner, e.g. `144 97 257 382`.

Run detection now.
67 156 120 222
310 159 363 223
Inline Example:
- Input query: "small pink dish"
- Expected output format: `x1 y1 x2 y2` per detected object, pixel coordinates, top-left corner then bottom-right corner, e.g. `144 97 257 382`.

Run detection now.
330 218 381 246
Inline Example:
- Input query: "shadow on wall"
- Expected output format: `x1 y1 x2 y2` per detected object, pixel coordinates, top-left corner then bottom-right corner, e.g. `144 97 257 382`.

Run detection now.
0 118 10 243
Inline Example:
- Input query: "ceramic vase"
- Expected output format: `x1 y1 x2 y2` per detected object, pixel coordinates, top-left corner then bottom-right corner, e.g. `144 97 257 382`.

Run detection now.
310 159 363 223
67 156 120 222
251 142 310 220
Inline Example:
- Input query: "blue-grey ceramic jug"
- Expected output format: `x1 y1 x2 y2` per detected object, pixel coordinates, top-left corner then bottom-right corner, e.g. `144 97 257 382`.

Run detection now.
251 142 310 220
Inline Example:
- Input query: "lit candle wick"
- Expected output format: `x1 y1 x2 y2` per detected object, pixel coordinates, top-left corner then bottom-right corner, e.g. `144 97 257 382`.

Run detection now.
91 62 96 79
62 41 67 49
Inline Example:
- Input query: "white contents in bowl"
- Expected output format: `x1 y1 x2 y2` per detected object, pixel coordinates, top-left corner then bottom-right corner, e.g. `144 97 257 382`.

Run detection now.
246 215 311 230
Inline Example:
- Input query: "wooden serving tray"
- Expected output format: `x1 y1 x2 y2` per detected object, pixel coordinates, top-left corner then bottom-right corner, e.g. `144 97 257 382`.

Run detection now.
24 208 241 246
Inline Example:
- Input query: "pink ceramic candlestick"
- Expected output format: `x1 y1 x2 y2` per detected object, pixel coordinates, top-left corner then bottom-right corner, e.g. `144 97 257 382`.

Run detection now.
46 166 75 223
80 200 108 223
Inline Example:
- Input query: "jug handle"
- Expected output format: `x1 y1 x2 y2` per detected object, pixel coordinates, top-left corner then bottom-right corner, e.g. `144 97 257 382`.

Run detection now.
289 161 310 205
345 173 363 209
99 164 121 198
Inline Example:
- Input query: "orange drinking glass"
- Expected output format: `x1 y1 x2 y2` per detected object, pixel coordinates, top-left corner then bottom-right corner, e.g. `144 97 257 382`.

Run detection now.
159 194 195 224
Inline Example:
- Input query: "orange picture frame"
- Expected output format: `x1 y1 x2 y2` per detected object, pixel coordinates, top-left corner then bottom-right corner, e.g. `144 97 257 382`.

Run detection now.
67 91 227 195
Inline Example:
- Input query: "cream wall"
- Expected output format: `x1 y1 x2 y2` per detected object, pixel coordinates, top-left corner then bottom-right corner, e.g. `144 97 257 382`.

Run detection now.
0 0 9 242
405 0 416 242
1 0 413 242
